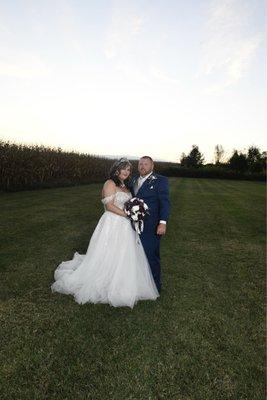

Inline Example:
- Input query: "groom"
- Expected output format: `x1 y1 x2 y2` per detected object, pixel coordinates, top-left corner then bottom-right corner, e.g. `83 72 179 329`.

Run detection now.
130 156 170 293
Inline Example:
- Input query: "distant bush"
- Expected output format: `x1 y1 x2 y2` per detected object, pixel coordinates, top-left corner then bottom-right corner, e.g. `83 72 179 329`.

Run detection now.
163 165 266 181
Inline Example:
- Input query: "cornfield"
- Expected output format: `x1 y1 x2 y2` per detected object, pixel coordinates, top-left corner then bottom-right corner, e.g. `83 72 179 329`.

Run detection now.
0 140 175 192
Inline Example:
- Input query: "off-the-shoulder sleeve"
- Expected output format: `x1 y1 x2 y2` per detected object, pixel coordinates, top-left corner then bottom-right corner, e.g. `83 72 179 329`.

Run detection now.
101 194 116 205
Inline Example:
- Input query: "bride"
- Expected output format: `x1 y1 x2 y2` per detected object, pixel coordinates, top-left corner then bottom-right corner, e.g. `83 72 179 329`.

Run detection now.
51 158 159 309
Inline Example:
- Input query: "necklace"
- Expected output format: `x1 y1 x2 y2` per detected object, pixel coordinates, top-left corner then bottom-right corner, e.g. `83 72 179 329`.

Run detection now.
120 182 126 188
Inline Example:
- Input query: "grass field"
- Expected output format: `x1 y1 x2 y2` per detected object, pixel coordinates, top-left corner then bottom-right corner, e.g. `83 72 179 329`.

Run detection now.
0 178 265 399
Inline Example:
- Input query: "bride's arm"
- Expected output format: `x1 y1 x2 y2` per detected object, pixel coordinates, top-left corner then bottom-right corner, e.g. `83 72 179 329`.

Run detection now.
102 180 128 217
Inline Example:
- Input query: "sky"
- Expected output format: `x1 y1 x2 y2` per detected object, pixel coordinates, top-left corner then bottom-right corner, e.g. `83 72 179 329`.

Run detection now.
0 0 266 163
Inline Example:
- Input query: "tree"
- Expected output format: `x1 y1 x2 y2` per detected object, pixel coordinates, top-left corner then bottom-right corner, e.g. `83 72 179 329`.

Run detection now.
261 151 267 171
180 152 187 166
228 150 248 172
186 145 204 168
247 146 264 173
214 144 225 164
179 145 204 168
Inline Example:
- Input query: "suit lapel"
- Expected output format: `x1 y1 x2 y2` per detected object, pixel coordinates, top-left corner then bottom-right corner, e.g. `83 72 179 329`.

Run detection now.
138 173 158 196
137 175 150 196
134 173 157 197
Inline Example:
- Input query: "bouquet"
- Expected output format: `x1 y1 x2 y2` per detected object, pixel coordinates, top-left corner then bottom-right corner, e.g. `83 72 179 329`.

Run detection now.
124 197 149 234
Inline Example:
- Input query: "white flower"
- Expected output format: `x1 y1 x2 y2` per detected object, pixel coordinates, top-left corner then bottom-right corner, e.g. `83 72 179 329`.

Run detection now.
131 205 139 213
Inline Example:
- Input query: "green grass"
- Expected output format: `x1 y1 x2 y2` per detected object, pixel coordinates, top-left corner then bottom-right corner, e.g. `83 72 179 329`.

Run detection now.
0 178 265 400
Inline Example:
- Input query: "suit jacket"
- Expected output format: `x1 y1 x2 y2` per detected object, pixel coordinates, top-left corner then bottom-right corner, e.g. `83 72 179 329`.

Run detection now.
130 173 170 233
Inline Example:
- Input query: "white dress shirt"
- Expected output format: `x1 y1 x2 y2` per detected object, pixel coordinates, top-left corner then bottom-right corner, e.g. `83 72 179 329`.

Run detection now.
137 172 153 189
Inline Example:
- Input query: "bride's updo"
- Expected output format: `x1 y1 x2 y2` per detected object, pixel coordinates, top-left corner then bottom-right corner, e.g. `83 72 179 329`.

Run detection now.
109 158 133 188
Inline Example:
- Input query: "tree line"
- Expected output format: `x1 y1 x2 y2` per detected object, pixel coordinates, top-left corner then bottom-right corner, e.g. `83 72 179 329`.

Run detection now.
180 144 266 174
0 140 265 192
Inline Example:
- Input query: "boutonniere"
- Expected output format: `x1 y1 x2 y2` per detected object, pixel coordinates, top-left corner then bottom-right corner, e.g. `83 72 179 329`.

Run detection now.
147 174 157 183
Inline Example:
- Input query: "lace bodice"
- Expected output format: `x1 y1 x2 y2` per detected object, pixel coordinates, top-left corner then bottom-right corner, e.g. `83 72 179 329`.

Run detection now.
101 191 132 210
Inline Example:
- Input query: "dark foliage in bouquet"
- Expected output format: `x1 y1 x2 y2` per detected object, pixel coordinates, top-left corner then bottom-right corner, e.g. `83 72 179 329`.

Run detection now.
124 197 149 234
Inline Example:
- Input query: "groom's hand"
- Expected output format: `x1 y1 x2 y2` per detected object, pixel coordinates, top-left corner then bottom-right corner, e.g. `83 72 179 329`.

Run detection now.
157 223 166 235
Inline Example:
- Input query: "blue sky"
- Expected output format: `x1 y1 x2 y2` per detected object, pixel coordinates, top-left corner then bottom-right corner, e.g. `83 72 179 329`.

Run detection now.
0 0 266 162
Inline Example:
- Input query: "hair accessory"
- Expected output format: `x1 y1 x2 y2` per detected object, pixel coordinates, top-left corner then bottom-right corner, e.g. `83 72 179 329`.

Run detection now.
114 157 130 167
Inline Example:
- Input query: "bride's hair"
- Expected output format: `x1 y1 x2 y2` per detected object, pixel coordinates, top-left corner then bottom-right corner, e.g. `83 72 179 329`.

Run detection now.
109 158 133 188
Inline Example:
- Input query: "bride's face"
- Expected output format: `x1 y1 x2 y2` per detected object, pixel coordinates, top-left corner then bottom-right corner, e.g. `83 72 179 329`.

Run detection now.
118 165 131 181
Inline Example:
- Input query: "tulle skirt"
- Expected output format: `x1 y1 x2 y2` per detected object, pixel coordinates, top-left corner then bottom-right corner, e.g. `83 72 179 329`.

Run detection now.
51 211 159 308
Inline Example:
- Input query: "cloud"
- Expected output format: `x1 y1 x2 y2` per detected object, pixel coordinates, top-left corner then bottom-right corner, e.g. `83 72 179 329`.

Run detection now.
57 0 85 56
0 23 9 34
199 0 263 93
104 5 180 87
104 6 145 60
115 63 150 85
227 36 262 80
149 65 180 85
0 54 50 79
104 4 155 87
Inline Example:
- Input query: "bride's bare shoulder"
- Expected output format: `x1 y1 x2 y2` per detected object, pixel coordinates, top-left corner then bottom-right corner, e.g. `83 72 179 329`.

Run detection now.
103 179 116 189
102 179 117 198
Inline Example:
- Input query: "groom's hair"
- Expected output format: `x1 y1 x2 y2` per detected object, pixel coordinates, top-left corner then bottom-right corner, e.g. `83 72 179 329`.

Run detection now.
140 156 154 163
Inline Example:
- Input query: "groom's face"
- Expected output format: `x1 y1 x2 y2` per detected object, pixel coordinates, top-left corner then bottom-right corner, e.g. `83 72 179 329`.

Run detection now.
138 158 154 177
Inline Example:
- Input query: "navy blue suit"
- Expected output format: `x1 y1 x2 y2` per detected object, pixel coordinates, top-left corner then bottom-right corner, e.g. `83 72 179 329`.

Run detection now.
130 173 170 292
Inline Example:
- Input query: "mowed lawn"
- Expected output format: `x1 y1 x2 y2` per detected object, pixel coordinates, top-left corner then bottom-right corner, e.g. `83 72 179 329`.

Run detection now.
0 178 265 400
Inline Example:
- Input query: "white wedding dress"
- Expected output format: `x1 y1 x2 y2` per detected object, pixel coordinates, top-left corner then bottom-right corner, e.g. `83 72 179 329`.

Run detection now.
51 190 159 308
